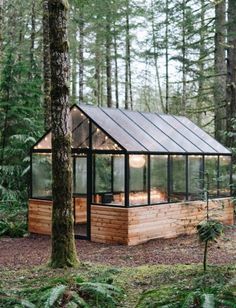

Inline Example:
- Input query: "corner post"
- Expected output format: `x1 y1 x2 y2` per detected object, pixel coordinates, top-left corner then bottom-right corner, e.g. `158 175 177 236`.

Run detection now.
125 153 129 207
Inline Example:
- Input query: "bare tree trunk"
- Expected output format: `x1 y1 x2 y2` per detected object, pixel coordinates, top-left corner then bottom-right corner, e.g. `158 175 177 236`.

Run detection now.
113 26 119 108
196 0 206 126
43 0 51 130
29 0 36 79
165 0 169 114
151 0 164 112
49 0 78 268
78 4 84 103
0 0 3 62
94 27 101 106
214 0 226 142
128 50 133 110
71 46 77 104
106 14 112 107
125 0 131 110
181 0 187 114
226 0 236 148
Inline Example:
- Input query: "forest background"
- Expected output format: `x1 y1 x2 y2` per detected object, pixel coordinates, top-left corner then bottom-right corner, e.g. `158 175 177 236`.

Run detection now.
0 0 235 209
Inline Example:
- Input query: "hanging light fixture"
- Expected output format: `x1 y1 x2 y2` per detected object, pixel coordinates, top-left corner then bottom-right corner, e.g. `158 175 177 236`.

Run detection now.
129 155 146 168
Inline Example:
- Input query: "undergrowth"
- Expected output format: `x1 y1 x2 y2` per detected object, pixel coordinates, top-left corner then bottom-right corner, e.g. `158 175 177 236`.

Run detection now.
0 201 27 237
0 264 235 307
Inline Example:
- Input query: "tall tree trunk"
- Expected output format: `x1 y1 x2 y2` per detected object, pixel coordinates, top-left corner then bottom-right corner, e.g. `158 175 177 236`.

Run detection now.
71 46 77 104
106 14 112 107
196 0 206 126
214 0 226 142
125 0 131 109
78 4 84 103
165 0 169 114
0 0 3 62
29 0 36 79
48 0 78 268
128 50 133 110
151 0 164 112
181 0 187 114
226 0 236 148
94 25 101 106
43 0 51 130
113 26 119 108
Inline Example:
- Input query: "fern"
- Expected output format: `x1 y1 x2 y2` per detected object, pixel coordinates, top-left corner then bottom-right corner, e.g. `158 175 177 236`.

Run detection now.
69 291 89 307
0 219 27 237
79 282 122 307
44 285 67 308
21 299 36 308
202 293 215 308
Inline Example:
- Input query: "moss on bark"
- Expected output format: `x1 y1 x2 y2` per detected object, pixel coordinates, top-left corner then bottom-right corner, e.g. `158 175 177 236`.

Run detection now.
49 0 78 268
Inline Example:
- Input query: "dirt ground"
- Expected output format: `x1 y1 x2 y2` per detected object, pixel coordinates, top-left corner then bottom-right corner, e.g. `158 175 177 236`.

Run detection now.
0 228 235 270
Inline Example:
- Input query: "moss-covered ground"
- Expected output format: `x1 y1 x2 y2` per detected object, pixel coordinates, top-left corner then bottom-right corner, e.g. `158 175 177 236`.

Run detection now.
1 263 235 307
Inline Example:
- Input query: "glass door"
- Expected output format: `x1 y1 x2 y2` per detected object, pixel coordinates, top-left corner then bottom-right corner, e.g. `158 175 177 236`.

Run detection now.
73 155 88 238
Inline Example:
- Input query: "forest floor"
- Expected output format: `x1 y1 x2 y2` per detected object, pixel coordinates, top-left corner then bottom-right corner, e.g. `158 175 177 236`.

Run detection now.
0 227 235 270
0 229 236 307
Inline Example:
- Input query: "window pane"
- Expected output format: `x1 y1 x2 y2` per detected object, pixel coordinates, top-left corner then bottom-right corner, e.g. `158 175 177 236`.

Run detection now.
188 156 203 200
170 155 186 202
92 123 121 150
129 155 148 205
71 108 89 149
205 156 218 197
74 156 87 194
219 156 231 196
150 155 168 203
94 154 124 205
95 154 112 193
34 132 51 150
113 155 125 205
32 153 52 198
113 155 124 192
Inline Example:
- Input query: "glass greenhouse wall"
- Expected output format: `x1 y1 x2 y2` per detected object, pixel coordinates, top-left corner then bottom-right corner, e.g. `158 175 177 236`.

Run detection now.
31 104 232 207
30 105 233 240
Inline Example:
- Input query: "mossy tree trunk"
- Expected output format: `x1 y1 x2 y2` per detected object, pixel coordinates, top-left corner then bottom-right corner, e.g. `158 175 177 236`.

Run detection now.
48 0 78 268
214 0 226 143
226 0 236 149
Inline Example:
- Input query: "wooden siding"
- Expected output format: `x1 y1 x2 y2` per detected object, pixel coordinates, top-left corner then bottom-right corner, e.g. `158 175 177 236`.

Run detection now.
91 198 234 245
91 205 129 244
127 198 234 245
28 199 52 235
75 198 87 223
28 197 87 235
29 198 234 244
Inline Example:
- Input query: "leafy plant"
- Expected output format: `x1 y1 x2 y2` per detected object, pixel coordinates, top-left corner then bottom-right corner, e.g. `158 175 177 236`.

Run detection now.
0 275 123 308
0 219 27 237
78 281 123 307
196 171 224 271
44 285 67 308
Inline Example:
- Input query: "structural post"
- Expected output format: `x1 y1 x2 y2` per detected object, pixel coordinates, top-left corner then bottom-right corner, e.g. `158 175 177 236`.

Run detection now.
125 153 129 207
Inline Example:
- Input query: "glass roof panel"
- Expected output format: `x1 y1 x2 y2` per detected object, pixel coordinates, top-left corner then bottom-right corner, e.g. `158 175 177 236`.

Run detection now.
122 110 185 153
79 105 145 151
144 113 202 153
159 114 218 153
177 116 231 154
34 105 231 155
92 123 121 150
101 107 167 152
71 107 89 149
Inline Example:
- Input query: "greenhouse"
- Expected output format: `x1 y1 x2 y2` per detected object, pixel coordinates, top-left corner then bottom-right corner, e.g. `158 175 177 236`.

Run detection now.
28 104 234 245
